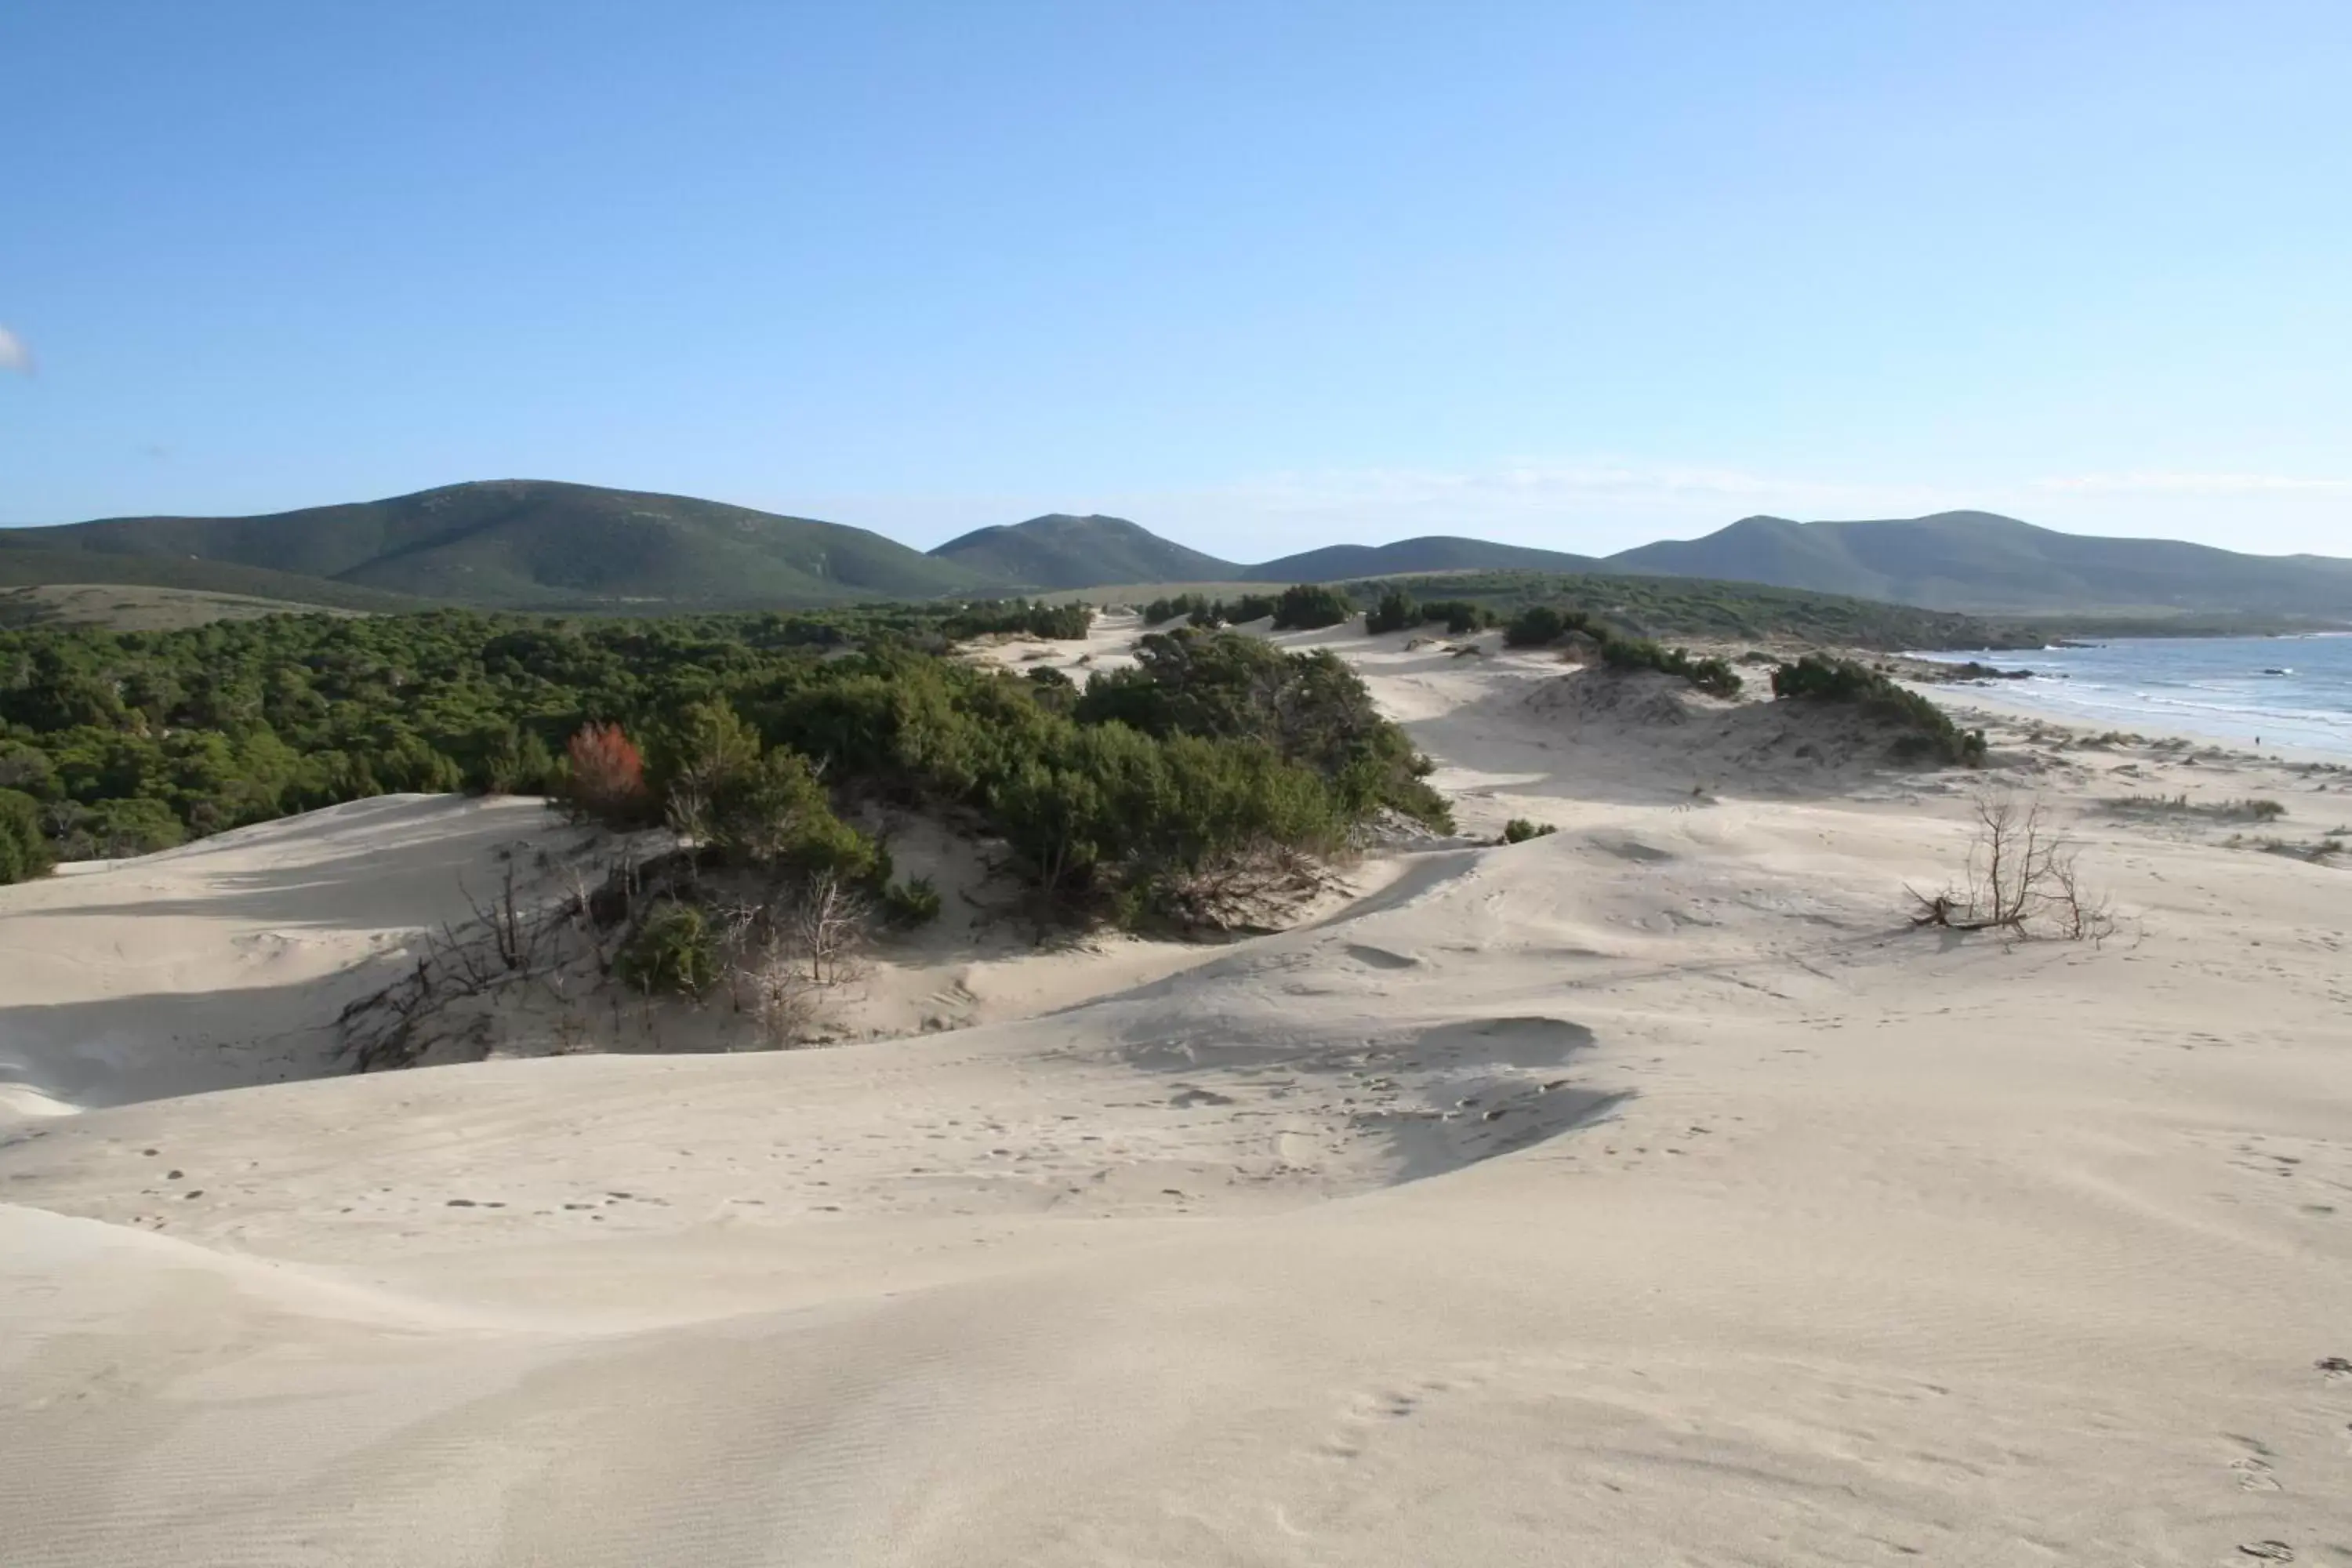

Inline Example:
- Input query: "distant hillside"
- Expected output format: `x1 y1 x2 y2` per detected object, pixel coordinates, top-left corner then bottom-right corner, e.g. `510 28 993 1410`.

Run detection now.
1606 511 2352 617
1247 535 1600 583
0 583 365 632
10 480 993 611
0 539 423 613
928 514 1238 590
16 483 2350 622
927 518 1596 590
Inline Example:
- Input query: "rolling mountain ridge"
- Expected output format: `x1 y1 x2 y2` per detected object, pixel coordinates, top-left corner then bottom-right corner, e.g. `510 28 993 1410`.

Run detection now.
6 480 990 610
8 484 2349 619
1610 511 2352 616
1240 535 1600 582
929 514 1239 588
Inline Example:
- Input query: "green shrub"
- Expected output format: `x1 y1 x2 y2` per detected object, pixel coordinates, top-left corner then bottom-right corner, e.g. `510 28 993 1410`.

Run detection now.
70 797 187 858
0 787 51 884
715 750 880 881
1364 589 1420 636
1072 630 1450 831
615 901 721 996
946 600 1093 640
469 724 558 796
650 699 765 825
1600 638 1742 699
1142 593 1214 626
1501 818 1556 844
1269 584 1354 631
1504 606 1738 697
0 741 60 800
1504 605 1570 647
1770 655 1987 767
1421 599 1491 633
882 875 943 927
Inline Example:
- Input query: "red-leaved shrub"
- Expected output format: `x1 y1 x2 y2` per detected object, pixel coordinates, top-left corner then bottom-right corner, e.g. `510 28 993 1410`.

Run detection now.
564 721 651 826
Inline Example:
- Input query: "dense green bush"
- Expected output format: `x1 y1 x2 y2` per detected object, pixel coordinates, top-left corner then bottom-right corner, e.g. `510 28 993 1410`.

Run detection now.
944 600 1093 640
1142 593 1214 626
1270 584 1354 630
1504 605 1572 647
1504 606 1740 697
1769 655 1987 766
1501 818 1556 844
1364 589 1419 635
1071 629 1449 829
0 787 50 884
882 874 943 927
1365 590 1492 637
615 901 721 995
1421 599 1492 634
1322 569 2037 651
1599 638 1742 699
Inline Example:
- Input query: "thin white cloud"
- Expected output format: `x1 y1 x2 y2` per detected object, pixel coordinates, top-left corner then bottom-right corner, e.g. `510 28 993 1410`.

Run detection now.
0 325 30 374
2034 471 2352 496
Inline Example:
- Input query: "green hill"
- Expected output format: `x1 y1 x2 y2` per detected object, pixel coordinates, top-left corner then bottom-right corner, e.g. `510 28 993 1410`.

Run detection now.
1605 511 2352 618
16 484 2350 622
928 514 1239 590
9 480 994 611
0 539 426 612
1246 535 1600 582
927 518 1602 590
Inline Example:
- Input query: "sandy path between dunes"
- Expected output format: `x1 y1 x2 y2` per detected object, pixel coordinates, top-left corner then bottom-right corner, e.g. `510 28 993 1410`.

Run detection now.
5 626 2352 1566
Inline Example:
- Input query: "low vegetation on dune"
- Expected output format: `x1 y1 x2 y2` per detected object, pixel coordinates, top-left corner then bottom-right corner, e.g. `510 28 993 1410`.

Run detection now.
1769 655 1988 766
1363 588 1495 636
939 598 1094 640
0 610 1447 927
1334 568 2042 651
1141 586 1354 631
2102 792 2285 823
1501 604 1744 699
0 787 49 884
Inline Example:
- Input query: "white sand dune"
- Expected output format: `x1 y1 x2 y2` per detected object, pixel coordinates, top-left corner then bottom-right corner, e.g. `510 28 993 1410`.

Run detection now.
0 794 560 1114
5 630 2350 1565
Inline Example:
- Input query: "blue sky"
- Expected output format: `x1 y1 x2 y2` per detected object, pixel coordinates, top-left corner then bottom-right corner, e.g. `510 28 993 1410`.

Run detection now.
4 2 2347 557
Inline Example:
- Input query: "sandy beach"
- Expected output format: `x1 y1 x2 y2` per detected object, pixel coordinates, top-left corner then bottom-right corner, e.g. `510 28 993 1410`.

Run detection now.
5 618 2350 1566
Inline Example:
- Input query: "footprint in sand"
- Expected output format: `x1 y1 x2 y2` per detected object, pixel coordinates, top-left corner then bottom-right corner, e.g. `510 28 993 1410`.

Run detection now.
2227 1442 2281 1493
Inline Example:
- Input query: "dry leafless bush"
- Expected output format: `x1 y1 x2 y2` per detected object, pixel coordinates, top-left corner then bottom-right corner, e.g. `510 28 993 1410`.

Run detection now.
1150 842 1344 934
709 872 870 1048
1907 789 2116 944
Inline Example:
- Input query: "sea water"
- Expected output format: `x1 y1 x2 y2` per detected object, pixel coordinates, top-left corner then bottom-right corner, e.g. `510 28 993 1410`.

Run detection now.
1913 633 2352 759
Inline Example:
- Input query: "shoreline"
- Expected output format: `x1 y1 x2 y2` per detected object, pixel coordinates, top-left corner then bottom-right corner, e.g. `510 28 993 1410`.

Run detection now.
1897 630 2352 765
1915 678 2352 768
